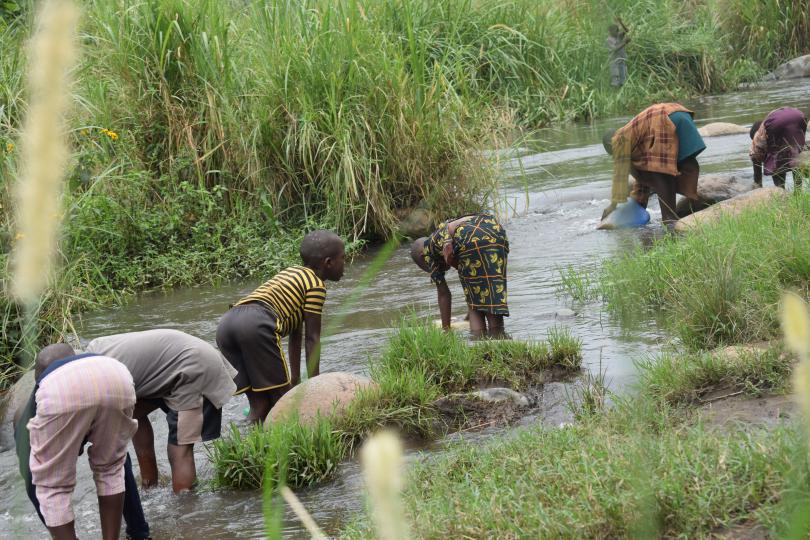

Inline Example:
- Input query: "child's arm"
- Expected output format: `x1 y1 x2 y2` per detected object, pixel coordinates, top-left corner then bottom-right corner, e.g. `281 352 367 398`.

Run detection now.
288 324 302 386
303 312 322 378
436 281 452 330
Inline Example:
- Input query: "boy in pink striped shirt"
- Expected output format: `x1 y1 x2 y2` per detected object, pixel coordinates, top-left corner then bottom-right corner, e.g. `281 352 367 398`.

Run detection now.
26 343 138 540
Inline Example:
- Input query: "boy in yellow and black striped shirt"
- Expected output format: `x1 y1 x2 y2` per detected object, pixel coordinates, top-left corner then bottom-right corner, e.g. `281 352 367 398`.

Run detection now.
217 230 345 424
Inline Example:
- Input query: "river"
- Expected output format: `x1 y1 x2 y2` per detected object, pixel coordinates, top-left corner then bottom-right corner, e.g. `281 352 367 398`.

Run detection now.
2 79 810 538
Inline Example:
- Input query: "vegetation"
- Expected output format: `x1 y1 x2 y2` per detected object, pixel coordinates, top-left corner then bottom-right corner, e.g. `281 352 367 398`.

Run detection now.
342 337 808 539
1 0 808 383
209 321 583 489
573 191 810 350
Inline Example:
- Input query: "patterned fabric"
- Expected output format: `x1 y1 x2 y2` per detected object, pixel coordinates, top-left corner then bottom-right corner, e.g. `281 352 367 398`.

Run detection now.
610 103 693 204
423 214 509 315
235 266 326 337
28 356 137 527
750 107 808 176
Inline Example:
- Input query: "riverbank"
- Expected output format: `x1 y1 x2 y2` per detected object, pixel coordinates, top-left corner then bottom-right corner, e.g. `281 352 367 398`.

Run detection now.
341 341 805 539
1 0 809 387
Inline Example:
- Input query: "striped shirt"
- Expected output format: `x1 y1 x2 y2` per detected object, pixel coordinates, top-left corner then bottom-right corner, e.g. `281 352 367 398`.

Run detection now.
235 266 326 336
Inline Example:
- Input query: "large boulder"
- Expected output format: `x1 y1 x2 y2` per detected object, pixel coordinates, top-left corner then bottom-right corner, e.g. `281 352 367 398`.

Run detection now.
764 54 810 81
675 173 756 217
0 370 35 451
267 372 377 426
675 186 787 232
697 122 749 137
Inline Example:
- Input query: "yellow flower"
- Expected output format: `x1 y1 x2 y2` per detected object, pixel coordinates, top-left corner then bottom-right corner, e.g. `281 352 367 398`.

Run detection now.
5 142 13 152
105 130 118 141
14 232 25 241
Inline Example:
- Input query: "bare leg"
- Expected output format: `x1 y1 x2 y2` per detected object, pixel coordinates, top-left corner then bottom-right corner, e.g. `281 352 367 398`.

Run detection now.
98 492 125 540
773 171 787 188
245 390 274 425
132 416 159 488
46 522 77 540
167 443 196 493
468 310 486 338
484 314 506 338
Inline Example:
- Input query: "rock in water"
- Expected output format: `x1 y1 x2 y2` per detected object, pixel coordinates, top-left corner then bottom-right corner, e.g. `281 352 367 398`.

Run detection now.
763 54 810 81
555 308 576 318
0 370 35 451
396 205 432 238
675 187 787 232
267 372 377 426
675 173 756 217
697 122 749 137
470 387 530 407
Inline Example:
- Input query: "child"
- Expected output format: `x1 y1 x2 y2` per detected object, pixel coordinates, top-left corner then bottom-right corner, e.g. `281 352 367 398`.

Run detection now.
86 329 237 493
750 107 808 189
22 344 138 540
606 22 630 87
217 230 345 424
410 214 509 338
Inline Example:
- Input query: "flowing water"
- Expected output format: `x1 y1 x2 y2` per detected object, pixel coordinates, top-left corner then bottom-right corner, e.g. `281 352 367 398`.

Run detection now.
2 79 810 538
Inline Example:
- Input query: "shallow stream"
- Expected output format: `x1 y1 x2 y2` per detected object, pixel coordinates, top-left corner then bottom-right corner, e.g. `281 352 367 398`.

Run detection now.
2 80 810 538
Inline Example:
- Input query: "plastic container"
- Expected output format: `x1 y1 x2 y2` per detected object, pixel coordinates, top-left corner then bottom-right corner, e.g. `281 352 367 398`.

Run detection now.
600 197 651 229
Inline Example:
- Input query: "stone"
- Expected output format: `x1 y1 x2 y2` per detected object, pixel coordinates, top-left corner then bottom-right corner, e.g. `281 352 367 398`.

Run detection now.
763 54 810 81
397 205 433 239
433 317 469 330
675 186 788 232
675 173 756 217
713 341 773 363
0 370 34 451
555 308 576 318
697 122 749 137
469 387 530 407
266 372 377 426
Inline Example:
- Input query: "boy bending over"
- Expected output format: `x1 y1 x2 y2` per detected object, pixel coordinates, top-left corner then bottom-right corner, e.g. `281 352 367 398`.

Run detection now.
217 230 345 424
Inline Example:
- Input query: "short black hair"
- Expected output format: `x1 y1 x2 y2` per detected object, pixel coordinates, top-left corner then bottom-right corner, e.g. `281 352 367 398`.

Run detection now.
300 230 344 267
35 343 75 378
749 120 762 140
602 129 617 155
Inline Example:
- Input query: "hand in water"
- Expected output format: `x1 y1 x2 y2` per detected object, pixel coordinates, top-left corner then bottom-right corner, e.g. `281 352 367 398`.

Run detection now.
601 202 617 221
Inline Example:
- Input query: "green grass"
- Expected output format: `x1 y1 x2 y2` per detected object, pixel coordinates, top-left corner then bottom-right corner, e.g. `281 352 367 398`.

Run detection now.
637 344 794 406
586 190 810 350
341 345 809 539
209 419 344 491
209 320 582 489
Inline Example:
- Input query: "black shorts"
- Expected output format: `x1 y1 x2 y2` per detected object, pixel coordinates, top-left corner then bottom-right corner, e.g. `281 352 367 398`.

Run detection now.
216 302 291 395
157 398 222 446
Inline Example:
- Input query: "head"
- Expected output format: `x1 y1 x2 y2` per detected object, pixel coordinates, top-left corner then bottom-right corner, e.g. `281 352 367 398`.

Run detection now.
749 120 763 140
602 129 617 155
35 343 75 379
300 229 345 281
410 238 430 272
608 24 620 37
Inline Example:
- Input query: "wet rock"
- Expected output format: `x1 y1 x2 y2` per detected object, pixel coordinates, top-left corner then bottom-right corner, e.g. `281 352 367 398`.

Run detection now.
763 54 810 81
396 204 433 239
469 387 530 407
675 186 787 232
675 173 755 217
0 370 34 451
697 122 749 137
555 308 576 318
267 372 377 426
